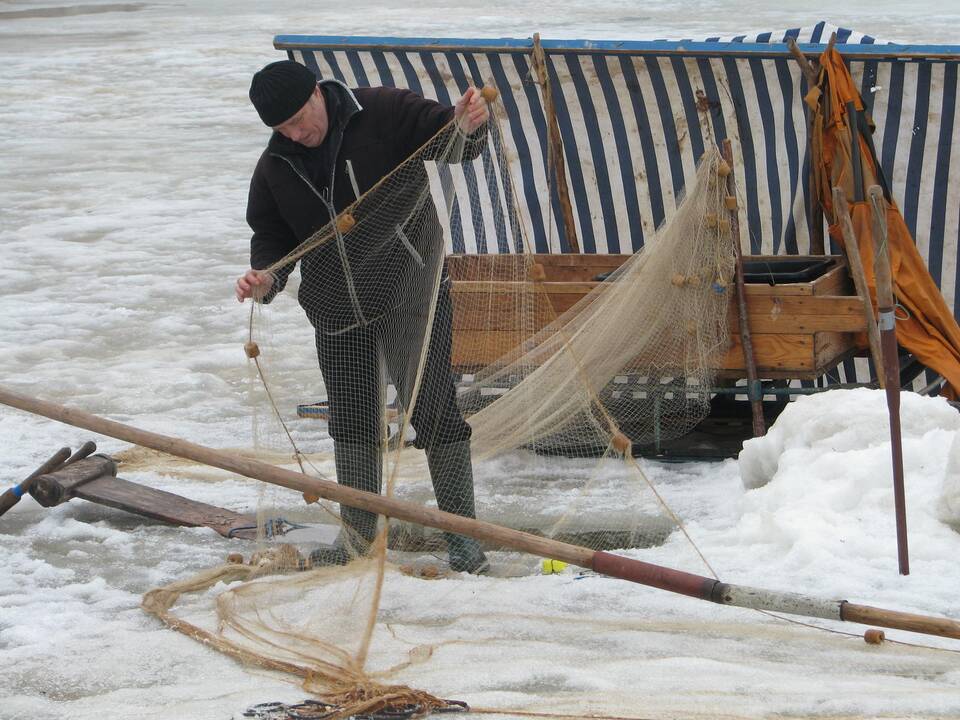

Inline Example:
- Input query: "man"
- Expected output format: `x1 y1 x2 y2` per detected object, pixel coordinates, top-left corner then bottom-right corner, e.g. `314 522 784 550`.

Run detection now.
236 60 490 573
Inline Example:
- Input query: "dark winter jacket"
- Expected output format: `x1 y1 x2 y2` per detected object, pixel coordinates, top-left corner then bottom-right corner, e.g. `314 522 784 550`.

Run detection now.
245 80 485 335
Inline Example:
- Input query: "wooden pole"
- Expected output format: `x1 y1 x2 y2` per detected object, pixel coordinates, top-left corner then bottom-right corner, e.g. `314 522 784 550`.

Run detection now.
867 184 909 576
4 385 958 639
532 32 580 253
721 140 766 437
787 37 826 255
832 188 885 386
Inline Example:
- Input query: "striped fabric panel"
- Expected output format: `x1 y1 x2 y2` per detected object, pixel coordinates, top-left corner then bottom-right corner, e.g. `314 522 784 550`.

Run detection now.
697 20 879 45
286 29 960 333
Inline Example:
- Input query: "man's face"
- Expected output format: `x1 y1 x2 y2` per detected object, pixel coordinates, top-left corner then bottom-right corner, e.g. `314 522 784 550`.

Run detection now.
273 87 328 147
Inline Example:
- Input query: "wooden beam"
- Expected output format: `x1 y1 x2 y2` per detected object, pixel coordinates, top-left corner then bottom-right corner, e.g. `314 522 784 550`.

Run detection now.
722 140 766 436
787 36 825 255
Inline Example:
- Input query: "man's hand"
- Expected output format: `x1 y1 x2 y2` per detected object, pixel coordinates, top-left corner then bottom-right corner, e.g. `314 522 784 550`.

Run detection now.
454 86 490 134
235 269 274 303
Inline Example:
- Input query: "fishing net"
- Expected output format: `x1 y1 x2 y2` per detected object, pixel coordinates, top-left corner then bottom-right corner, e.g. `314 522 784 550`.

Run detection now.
144 86 740 718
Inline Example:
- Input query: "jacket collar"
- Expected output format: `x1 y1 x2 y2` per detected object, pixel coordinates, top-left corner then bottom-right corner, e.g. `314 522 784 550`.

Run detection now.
266 79 363 156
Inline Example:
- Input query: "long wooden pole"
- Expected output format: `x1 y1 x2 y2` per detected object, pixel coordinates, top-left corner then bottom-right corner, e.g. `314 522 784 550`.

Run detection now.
867 184 909 575
3 385 956 639
532 32 580 253
722 139 765 437
787 37 825 255
832 188 885 386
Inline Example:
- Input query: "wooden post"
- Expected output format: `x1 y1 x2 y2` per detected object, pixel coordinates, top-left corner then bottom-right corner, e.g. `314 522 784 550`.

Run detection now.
3 384 960 639
832 188 885 385
787 37 825 255
532 33 580 253
721 140 766 437
868 185 909 576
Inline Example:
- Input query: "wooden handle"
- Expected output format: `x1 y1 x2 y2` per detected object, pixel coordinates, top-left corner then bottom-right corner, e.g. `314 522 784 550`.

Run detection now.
480 85 498 103
868 186 894 310
64 440 97 467
843 602 960 640
832 187 884 385
0 446 71 518
721 140 766 437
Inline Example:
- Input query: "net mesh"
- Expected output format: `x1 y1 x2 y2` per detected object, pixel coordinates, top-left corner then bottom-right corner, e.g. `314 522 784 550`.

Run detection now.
144 87 739 717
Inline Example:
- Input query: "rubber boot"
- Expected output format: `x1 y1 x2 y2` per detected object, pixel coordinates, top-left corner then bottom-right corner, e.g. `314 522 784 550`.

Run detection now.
309 442 382 567
425 441 489 574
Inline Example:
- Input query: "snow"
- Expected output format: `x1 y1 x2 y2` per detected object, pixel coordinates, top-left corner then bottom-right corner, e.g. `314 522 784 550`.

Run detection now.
2 2 960 719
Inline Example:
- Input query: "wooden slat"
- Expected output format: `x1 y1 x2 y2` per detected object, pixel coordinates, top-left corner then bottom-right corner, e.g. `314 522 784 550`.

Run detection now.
451 280 599 294
730 296 868 334
74 475 258 540
454 330 825 376
447 254 629 282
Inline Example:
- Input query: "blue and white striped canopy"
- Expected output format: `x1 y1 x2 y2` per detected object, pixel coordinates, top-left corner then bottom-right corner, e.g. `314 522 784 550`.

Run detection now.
275 22 960 321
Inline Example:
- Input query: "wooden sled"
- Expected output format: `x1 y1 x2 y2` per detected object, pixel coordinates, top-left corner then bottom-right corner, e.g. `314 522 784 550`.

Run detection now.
28 454 263 540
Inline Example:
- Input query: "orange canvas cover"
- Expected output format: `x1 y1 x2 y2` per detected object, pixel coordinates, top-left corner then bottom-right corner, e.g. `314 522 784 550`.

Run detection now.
811 47 960 398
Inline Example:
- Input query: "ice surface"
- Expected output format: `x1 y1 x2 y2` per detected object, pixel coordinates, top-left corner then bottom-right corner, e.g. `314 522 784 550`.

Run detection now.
2 2 960 719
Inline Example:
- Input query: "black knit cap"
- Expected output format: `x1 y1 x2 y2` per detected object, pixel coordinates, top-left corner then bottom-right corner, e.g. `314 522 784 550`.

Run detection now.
249 60 318 127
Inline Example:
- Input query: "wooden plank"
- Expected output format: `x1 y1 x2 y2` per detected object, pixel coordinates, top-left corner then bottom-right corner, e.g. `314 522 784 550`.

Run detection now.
733 315 866 334
453 282 866 334
447 254 629 282
454 329 826 376
451 280 599 294
451 292 587 329
722 334 815 373
73 475 259 540
812 260 854 296
729 296 868 334
815 331 860 370
453 330 525 369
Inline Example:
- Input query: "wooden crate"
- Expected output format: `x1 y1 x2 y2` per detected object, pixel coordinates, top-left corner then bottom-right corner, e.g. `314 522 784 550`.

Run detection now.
447 254 868 379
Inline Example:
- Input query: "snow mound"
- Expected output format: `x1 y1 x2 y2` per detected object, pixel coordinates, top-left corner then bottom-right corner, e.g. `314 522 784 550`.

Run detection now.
726 389 960 583
739 388 960 490
937 431 960 528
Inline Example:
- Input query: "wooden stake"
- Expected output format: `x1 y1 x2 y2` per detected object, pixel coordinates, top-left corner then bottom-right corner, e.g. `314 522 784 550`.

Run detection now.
721 140 766 437
868 185 909 576
532 33 579 253
832 188 885 386
787 36 825 255
3 385 958 640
